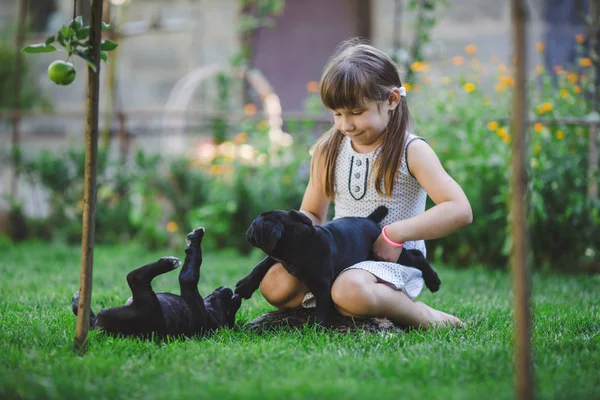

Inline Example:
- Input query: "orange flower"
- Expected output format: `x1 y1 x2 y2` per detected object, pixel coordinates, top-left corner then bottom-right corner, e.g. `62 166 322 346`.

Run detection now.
465 44 477 55
166 221 178 233
536 42 545 52
574 85 582 94
553 65 564 74
495 82 506 92
410 61 429 72
306 80 319 93
243 103 257 116
500 75 514 87
534 123 544 132
452 56 464 66
580 58 592 68
575 34 585 44
233 132 248 144
488 121 499 131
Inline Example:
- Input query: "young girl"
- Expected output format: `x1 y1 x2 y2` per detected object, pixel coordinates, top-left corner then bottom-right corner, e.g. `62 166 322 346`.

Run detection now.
259 38 473 329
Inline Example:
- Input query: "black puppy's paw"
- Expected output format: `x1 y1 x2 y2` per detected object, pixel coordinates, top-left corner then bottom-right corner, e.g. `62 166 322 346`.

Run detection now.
186 227 205 247
234 274 261 299
72 290 80 315
159 256 181 270
423 269 441 293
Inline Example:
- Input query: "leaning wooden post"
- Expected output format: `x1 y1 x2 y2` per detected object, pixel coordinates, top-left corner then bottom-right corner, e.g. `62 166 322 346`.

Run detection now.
75 0 104 354
510 0 533 398
10 0 29 200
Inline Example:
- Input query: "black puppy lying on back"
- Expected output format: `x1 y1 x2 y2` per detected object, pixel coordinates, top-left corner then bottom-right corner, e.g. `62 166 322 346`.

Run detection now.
72 227 241 338
235 206 440 325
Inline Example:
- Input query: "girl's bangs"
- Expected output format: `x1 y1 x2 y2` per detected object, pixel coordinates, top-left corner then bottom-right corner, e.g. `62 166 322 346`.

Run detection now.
320 66 375 110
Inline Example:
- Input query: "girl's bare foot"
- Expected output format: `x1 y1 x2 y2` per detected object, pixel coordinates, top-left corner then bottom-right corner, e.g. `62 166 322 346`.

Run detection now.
415 301 466 329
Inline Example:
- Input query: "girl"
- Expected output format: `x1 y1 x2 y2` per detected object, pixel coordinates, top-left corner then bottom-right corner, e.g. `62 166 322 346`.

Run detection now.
260 38 472 329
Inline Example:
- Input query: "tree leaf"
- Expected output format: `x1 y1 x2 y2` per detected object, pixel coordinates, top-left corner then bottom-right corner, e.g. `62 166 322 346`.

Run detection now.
59 25 75 39
102 22 112 32
76 49 97 73
71 16 83 30
100 51 108 64
76 26 90 40
100 40 119 51
21 43 57 53
44 35 56 45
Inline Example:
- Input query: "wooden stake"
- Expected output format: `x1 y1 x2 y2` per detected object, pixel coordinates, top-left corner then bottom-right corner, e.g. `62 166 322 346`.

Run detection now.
10 0 29 200
74 0 104 354
510 0 533 398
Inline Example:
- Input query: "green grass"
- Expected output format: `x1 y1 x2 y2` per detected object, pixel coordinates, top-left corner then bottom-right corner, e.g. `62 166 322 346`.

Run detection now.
1 239 598 400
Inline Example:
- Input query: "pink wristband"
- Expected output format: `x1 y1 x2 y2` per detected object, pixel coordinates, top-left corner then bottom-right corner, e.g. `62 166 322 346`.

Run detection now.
381 225 404 248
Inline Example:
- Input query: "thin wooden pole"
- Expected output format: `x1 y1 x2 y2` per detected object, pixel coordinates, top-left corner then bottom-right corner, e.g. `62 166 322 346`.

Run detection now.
586 0 599 201
10 0 29 200
75 0 103 354
510 0 533 399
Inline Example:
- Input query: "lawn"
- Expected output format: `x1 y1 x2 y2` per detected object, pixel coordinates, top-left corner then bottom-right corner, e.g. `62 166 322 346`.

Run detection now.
1 239 598 400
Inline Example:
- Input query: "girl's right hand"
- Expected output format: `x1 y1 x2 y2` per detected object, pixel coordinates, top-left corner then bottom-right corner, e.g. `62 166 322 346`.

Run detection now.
372 234 403 262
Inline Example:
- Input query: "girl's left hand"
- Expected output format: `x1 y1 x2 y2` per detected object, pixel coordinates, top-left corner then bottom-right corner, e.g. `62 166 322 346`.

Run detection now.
373 235 403 262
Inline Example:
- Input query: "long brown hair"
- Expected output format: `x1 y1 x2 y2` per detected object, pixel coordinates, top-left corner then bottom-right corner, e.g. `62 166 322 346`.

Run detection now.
313 38 410 199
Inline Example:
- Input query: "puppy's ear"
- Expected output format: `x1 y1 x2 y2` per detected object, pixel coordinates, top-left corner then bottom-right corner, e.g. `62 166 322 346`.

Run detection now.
289 210 313 226
261 223 284 253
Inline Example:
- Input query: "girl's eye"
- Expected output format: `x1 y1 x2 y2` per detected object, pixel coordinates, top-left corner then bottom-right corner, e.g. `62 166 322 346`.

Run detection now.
351 110 363 115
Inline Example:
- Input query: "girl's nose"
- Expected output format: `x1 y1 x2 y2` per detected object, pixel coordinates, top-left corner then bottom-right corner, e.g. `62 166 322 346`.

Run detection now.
341 119 355 132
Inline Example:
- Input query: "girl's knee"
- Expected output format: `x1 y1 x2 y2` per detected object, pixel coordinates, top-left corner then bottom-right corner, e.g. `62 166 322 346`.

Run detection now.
331 271 377 317
259 264 306 309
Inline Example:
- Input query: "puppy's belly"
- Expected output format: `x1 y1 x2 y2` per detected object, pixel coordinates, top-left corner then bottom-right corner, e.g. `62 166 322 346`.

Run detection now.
157 293 194 331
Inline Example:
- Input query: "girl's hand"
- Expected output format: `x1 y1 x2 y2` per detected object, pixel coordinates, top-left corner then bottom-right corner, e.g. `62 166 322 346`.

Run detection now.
373 234 403 262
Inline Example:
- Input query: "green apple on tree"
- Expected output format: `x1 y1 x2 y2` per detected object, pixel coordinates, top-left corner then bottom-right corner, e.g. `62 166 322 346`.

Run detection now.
22 16 118 86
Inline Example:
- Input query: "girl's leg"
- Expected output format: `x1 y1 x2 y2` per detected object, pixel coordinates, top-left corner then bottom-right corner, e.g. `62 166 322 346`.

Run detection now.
259 263 310 310
331 269 464 329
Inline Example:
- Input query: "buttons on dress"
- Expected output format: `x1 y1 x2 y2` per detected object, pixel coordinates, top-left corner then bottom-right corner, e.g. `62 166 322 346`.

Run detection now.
356 159 362 166
354 172 360 178
354 186 360 192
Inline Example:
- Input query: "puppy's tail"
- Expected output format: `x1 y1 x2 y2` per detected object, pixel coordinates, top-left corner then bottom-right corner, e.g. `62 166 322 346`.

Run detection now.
367 206 388 224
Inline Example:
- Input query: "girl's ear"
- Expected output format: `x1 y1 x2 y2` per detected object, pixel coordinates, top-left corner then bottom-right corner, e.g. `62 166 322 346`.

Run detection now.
387 87 402 111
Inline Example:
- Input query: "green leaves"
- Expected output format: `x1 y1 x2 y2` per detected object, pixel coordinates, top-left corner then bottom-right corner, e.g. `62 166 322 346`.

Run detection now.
21 43 57 54
21 16 118 84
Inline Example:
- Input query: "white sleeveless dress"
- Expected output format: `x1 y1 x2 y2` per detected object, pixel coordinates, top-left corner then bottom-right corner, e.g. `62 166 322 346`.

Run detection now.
302 133 428 308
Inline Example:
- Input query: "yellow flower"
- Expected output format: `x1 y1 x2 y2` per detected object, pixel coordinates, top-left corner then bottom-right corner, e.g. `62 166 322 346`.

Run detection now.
575 34 585 44
580 58 592 68
500 75 514 86
560 89 569 98
410 61 429 72
166 221 178 233
540 102 553 113
403 82 412 92
243 103 257 116
306 80 319 93
488 121 499 131
534 143 542 155
534 123 543 132
556 130 565 140
452 56 464 66
497 127 508 139
502 134 511 144
465 44 477 55
233 132 248 144
463 82 476 93
536 42 545 52
442 76 451 85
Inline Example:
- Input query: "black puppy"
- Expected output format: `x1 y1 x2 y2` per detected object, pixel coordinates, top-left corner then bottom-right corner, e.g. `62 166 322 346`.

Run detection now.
235 206 440 325
72 227 241 338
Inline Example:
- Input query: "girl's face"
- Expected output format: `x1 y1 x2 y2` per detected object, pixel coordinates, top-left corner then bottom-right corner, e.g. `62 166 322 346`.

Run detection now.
331 89 401 153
